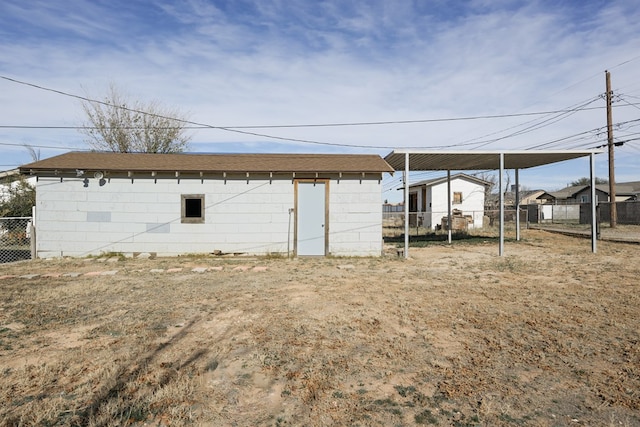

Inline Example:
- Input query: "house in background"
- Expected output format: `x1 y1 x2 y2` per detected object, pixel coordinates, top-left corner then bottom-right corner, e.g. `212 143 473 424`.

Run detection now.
19 152 393 258
0 168 36 203
485 187 547 210
537 182 640 204
407 173 491 230
528 181 640 224
0 169 20 203
0 168 21 185
512 189 546 206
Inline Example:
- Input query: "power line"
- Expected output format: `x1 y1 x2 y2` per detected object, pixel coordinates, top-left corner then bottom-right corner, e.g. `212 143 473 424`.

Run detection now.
618 96 640 112
610 54 640 70
2 101 637 130
186 109 614 128
0 141 85 150
525 118 640 150
431 97 603 150
430 57 640 154
2 75 638 156
0 75 624 129
2 116 638 153
1 75 623 129
0 75 385 149
0 75 628 152
476 98 600 149
2 103 639 136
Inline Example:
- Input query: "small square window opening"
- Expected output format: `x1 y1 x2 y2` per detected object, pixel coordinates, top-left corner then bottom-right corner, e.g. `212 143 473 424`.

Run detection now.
181 194 205 223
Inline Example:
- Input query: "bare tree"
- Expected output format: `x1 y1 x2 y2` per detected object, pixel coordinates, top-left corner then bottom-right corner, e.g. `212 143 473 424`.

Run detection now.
571 177 608 186
503 170 511 196
79 84 191 153
23 144 41 162
475 171 496 194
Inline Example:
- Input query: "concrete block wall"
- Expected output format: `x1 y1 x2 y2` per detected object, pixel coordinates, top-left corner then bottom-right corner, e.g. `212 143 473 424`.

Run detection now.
329 179 383 256
35 175 383 258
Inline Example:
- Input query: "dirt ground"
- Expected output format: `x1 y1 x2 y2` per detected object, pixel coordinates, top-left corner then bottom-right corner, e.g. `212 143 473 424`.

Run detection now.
0 229 639 426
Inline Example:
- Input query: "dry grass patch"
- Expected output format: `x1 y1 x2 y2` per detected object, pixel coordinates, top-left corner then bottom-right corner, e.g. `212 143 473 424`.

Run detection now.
0 230 639 426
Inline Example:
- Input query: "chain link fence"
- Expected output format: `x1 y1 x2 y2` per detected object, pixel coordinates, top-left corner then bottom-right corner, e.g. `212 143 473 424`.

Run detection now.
0 217 32 263
383 209 527 239
384 202 640 242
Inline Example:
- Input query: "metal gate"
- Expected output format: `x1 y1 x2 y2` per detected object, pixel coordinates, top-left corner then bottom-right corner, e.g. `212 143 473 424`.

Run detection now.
0 217 32 263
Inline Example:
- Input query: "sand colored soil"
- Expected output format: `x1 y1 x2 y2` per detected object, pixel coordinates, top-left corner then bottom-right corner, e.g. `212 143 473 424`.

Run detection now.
0 229 638 426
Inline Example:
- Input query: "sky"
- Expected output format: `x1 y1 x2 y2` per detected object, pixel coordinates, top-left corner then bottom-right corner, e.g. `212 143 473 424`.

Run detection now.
1 0 639 202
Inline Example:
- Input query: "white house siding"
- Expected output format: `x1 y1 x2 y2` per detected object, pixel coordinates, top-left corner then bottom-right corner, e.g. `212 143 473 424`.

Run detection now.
34 175 383 258
411 178 486 230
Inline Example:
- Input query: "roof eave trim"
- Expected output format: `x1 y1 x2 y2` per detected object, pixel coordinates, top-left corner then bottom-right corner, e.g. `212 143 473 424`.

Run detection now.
19 168 390 176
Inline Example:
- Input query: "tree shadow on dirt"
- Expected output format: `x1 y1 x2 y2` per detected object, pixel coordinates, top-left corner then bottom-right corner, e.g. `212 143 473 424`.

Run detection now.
71 317 208 426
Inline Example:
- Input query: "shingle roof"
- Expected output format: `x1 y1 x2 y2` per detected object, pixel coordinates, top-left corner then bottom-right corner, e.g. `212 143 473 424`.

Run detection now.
547 185 585 199
624 181 640 192
19 152 394 174
546 183 639 199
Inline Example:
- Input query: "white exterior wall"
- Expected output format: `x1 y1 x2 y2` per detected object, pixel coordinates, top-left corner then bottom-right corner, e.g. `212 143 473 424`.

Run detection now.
411 178 486 229
34 175 383 258
328 179 383 256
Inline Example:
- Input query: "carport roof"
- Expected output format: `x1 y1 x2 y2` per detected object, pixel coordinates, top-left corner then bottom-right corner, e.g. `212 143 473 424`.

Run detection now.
388 148 603 258
384 149 603 171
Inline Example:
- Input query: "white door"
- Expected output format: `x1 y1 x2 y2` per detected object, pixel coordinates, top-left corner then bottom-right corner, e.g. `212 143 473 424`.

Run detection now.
297 182 326 256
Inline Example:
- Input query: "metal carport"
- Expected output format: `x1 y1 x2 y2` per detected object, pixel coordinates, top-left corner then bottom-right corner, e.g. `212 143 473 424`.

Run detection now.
383 149 604 257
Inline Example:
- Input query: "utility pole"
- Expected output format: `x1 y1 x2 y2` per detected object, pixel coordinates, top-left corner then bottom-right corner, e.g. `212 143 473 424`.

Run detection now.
606 70 617 228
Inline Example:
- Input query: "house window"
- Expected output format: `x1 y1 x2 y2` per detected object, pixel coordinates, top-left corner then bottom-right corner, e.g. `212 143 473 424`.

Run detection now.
409 193 418 212
580 195 589 203
453 192 463 204
181 194 205 223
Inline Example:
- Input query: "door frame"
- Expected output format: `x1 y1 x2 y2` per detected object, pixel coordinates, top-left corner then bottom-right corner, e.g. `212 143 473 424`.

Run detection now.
294 179 329 256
